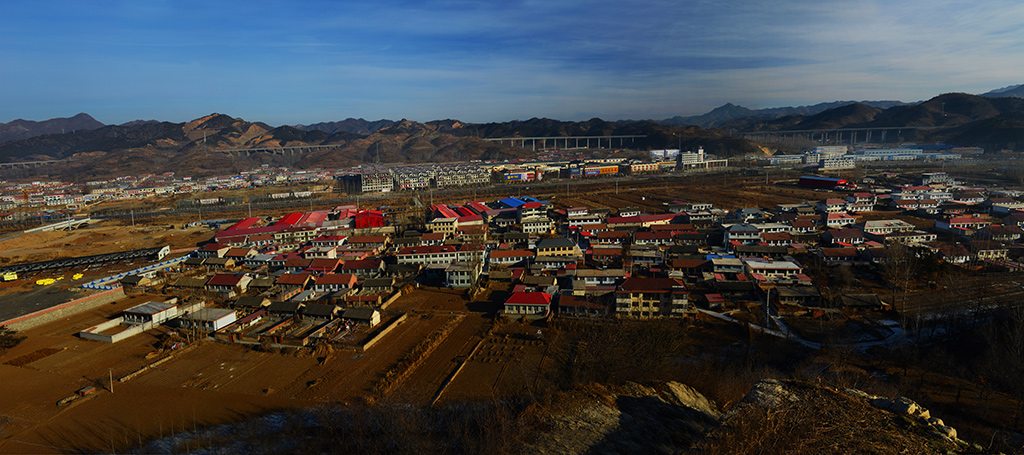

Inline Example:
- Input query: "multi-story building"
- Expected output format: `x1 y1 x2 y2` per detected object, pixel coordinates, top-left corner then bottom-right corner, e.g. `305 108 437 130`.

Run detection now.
615 278 690 317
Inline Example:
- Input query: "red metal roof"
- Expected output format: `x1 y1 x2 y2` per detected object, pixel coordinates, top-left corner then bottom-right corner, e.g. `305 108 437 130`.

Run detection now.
490 250 533 258
340 258 382 269
226 217 262 231
276 273 312 285
398 245 457 255
315 274 357 285
275 212 304 226
619 277 686 292
505 291 551 305
207 274 244 286
348 236 387 244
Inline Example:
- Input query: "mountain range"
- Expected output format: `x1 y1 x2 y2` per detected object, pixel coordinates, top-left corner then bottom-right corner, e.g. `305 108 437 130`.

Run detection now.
0 87 1020 179
716 92 1024 151
0 113 758 179
0 113 105 144
981 84 1024 98
653 100 908 129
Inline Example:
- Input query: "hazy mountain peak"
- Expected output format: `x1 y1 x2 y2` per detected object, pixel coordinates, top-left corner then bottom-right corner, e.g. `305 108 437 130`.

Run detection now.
0 112 105 144
980 83 1024 98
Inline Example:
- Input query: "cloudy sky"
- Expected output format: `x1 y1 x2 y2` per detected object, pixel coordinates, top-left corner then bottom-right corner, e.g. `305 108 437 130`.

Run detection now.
2 0 1021 125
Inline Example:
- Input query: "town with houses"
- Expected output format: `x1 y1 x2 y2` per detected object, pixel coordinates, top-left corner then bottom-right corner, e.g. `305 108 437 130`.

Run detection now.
2 139 1023 453
3 142 1023 340
0 147 726 220
5 155 1021 351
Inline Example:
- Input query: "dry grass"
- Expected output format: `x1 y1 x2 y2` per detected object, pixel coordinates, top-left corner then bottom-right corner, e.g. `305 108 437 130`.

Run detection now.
694 381 959 455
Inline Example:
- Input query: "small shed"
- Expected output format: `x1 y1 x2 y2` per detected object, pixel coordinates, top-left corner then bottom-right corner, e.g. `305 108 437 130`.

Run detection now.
177 308 237 331
302 303 339 321
342 307 381 327
266 301 304 316
835 294 890 311
123 300 179 324
234 296 270 310
120 274 152 289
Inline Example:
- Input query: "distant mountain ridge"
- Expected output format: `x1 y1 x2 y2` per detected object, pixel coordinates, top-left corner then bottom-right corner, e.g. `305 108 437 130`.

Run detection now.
656 100 906 128
0 113 760 180
981 84 1024 98
0 113 105 144
294 118 396 135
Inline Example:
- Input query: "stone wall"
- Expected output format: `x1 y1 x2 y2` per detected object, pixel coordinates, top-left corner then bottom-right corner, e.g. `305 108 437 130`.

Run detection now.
0 287 126 331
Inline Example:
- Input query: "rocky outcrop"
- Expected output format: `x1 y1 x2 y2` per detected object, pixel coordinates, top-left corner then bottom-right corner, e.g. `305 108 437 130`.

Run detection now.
846 388 962 443
522 381 721 455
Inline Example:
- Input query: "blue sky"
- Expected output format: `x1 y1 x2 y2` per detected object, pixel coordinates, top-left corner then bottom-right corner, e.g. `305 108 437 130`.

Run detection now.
2 0 1022 126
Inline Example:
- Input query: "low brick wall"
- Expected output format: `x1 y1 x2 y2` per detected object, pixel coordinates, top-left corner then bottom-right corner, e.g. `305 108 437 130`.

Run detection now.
359 313 408 351
0 287 126 331
379 287 411 310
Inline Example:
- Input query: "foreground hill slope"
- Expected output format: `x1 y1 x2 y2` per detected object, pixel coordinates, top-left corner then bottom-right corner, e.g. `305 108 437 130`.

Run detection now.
126 379 975 454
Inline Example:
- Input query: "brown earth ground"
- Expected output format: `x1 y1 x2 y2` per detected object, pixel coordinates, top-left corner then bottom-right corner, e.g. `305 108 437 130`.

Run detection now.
0 284 538 454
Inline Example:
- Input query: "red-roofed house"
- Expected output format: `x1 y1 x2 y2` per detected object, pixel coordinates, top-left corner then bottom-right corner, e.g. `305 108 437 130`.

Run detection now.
761 232 793 246
306 258 342 274
338 258 384 277
591 246 623 264
276 273 312 289
789 220 817 233
504 292 552 317
633 231 674 246
197 243 230 258
224 247 258 260
816 199 848 213
347 235 390 251
312 273 358 293
558 295 608 317
824 212 858 228
310 235 348 248
606 213 676 229
669 259 713 279
206 273 252 294
823 228 864 245
593 230 630 245
354 210 385 228
283 258 314 273
489 249 534 267
819 247 861 264
420 232 446 246
936 216 991 235
615 278 690 317
397 245 458 265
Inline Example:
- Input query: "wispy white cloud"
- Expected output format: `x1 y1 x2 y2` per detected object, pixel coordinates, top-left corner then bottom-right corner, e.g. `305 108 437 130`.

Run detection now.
1 0 1021 124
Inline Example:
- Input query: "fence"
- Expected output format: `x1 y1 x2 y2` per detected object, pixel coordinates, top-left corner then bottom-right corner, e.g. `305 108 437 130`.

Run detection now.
81 253 193 290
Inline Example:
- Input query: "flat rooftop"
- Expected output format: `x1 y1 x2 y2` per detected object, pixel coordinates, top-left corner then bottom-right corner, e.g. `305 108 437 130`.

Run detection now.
125 301 177 315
